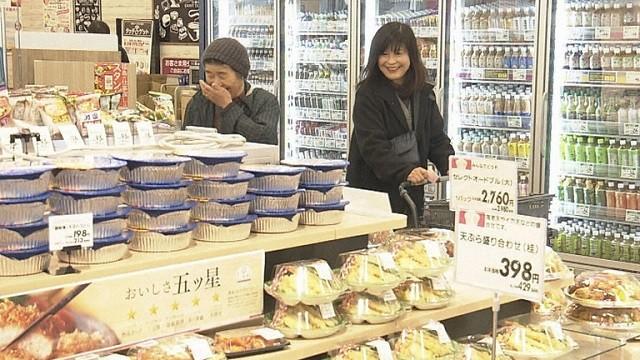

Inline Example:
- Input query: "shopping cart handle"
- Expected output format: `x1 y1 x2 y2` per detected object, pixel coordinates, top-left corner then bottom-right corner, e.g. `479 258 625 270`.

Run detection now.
400 176 448 192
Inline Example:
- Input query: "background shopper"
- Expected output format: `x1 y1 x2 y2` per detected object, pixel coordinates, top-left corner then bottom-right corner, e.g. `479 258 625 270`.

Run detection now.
347 22 454 217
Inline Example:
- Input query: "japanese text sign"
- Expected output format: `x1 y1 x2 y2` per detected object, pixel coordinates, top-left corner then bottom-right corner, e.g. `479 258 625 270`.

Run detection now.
449 155 518 214
455 210 546 301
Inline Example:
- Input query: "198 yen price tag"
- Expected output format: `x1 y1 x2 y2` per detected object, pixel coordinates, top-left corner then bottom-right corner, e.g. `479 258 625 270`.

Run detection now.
48 213 94 251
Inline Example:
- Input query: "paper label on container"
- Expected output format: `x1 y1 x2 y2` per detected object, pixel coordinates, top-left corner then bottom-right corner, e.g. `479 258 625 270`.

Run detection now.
49 213 94 251
478 338 504 355
311 262 333 281
86 123 108 147
382 290 397 302
366 340 394 360
134 121 155 145
621 166 638 179
625 209 640 223
422 241 444 257
542 321 565 341
430 278 449 291
377 252 397 270
574 204 591 217
58 124 85 150
623 26 639 39
252 327 285 340
318 303 336 319
186 338 214 360
111 122 133 147
32 126 55 155
423 321 451 343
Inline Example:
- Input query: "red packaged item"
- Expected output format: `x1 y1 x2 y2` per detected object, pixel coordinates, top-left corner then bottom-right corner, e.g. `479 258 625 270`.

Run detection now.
94 63 131 108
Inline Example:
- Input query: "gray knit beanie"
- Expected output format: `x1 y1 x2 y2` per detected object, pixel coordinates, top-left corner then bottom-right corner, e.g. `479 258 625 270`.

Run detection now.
202 38 250 79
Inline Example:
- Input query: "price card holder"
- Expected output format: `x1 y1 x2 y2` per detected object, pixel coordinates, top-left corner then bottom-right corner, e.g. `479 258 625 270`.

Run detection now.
623 26 639 39
577 163 595 175
48 213 94 275
112 122 134 147
625 209 640 223
251 327 285 340
134 121 156 145
58 124 86 150
495 29 509 41
512 69 527 81
423 321 451 343
318 303 336 319
621 166 639 179
366 340 394 360
574 204 591 217
32 126 55 155
0 127 24 156
577 121 590 133
623 123 640 136
507 117 523 128
86 123 108 147
595 27 611 39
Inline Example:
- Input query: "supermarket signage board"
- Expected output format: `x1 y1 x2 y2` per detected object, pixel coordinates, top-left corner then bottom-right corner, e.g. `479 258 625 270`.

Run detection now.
1 251 265 359
449 155 518 214
454 210 546 302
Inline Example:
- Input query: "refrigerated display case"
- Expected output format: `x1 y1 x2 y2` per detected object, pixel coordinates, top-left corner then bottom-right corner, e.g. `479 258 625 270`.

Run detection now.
283 0 351 160
202 0 278 95
545 0 640 270
446 0 541 195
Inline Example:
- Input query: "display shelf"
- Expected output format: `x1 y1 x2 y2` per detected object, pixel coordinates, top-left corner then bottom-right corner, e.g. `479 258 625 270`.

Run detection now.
568 26 640 41
556 201 640 225
0 211 405 296
462 29 535 43
561 171 640 184
414 26 439 38
559 119 640 137
230 16 274 26
297 140 348 152
295 59 348 65
249 285 518 360
290 80 348 94
458 68 534 82
294 23 348 33
290 88 346 97
559 161 640 180
458 114 532 130
564 69 640 86
296 31 348 36
559 253 640 274
423 58 438 69
293 118 346 125
457 151 530 171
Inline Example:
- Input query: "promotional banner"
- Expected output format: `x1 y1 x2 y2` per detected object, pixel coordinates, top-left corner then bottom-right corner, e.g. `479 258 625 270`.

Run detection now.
74 0 101 32
153 0 199 43
161 58 199 76
122 19 154 74
0 251 265 359
43 0 73 33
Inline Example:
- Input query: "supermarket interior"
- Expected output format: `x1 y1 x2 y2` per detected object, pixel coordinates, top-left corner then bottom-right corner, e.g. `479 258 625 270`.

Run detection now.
0 0 639 359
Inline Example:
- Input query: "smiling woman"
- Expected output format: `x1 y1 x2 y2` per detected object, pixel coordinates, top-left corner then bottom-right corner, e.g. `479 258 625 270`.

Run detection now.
346 22 455 218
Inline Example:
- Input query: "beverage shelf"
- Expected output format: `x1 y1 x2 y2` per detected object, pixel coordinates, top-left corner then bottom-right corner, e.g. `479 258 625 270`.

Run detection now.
559 161 640 180
414 26 439 38
458 68 534 82
296 31 348 36
294 22 348 34
457 151 530 170
297 137 348 152
568 26 640 41
564 69 640 86
295 59 348 65
289 79 347 94
290 108 347 122
559 252 640 274
423 58 438 69
559 119 640 136
230 16 274 26
457 114 532 129
292 118 346 125
556 201 640 225
237 38 274 48
462 29 535 43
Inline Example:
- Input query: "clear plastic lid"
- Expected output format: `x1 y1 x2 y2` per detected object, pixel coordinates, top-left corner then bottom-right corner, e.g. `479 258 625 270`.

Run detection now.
531 288 568 319
544 247 572 281
265 259 346 306
565 270 640 308
270 302 346 339
391 228 455 258
496 321 578 358
387 239 452 277
394 277 454 310
565 303 640 331
329 339 394 360
390 323 456 360
455 335 513 360
338 249 406 293
338 291 404 324
127 333 226 360
212 326 289 355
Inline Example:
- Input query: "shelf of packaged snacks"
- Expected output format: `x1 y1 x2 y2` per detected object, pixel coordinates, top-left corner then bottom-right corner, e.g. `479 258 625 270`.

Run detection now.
556 202 640 226
560 119 640 137
564 69 640 86
567 26 640 42
249 285 518 360
458 68 534 82
458 114 532 130
414 26 439 38
559 161 640 180
457 151 530 171
462 29 535 43
0 211 406 296
559 253 640 274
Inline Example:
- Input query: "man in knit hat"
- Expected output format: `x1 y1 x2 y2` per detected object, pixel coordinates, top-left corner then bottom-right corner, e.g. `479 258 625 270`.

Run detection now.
183 38 279 145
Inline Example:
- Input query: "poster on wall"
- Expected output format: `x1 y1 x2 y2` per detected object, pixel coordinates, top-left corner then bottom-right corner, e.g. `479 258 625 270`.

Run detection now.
162 58 199 76
122 19 154 74
74 0 102 32
153 0 199 43
43 0 73 33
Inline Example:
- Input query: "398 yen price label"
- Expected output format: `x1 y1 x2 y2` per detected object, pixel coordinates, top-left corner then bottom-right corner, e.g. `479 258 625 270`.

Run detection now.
454 210 546 302
49 213 94 251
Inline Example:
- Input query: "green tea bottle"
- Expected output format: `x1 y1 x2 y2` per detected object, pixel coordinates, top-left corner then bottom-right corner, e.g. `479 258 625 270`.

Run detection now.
585 137 597 163
631 235 640 263
595 180 607 207
602 231 614 259
589 229 603 258
553 225 566 251
619 139 630 167
566 136 576 161
584 179 596 205
575 137 587 162
580 229 592 256
620 234 632 262
595 138 608 165
612 232 622 261
608 139 619 177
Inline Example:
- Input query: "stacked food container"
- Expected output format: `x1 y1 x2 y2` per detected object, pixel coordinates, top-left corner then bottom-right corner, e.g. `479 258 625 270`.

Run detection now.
181 150 257 242
113 153 195 253
390 324 458 359
0 163 53 275
241 164 305 233
496 320 578 359
531 247 573 320
266 259 347 338
50 157 131 264
281 159 349 226
564 270 640 335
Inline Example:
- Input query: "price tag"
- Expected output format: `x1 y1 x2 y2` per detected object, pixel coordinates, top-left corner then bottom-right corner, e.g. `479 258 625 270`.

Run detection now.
186 338 214 360
48 213 94 251
423 321 451 344
318 303 336 319
574 204 591 217
455 210 546 302
577 121 590 133
626 209 640 223
595 27 611 39
111 122 133 147
32 126 55 155
470 68 484 79
507 117 523 128
495 29 509 41
623 26 639 39
625 72 640 84
86 123 108 147
425 58 438 69
311 261 334 280
577 163 595 175
0 127 23 155
449 156 518 214
251 327 285 340
430 277 449 291
524 31 535 41
382 290 397 302
623 123 640 135
564 70 584 83
377 252 397 270
512 69 527 81
366 340 393 360
422 241 444 257
478 338 504 355
621 166 638 179
58 124 86 150
134 121 156 145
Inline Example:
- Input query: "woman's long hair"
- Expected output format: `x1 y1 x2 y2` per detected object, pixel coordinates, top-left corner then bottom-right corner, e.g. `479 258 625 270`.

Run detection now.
360 22 427 98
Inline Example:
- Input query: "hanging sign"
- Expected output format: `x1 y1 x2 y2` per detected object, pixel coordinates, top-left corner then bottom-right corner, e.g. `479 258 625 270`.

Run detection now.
122 19 154 74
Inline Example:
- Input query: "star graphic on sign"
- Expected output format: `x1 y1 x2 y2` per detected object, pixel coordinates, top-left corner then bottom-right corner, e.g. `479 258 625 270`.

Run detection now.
127 309 137 320
211 293 220 302
192 297 200 307
171 301 180 311
149 305 159 316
